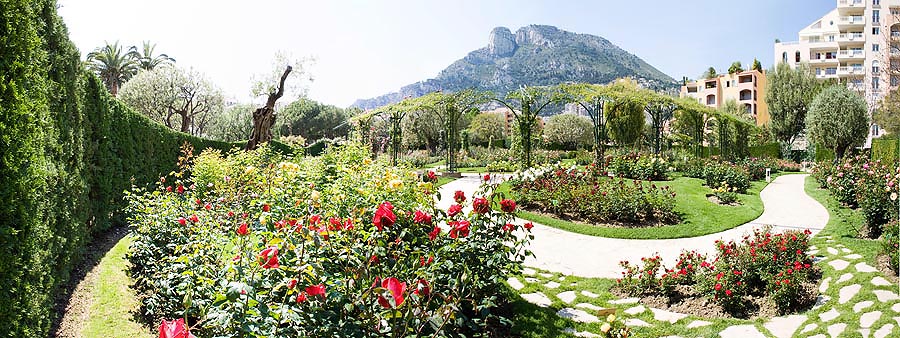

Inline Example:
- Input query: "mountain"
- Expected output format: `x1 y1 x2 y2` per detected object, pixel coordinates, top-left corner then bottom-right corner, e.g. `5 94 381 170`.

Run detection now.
351 24 677 109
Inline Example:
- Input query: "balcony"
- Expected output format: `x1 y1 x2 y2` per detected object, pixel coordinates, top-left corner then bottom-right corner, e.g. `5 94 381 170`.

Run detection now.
810 56 840 64
837 33 865 44
838 66 865 75
838 0 866 13
838 49 866 59
838 15 866 27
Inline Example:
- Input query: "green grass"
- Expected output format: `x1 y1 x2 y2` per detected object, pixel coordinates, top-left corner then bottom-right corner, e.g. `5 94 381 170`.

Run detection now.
803 175 881 266
82 236 152 338
507 174 784 239
435 176 456 188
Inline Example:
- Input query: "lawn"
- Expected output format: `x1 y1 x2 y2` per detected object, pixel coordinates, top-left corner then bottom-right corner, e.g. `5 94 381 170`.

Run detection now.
506 174 781 239
81 235 152 338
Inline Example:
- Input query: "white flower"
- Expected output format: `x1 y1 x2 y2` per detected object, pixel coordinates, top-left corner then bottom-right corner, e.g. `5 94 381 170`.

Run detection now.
892 192 898 201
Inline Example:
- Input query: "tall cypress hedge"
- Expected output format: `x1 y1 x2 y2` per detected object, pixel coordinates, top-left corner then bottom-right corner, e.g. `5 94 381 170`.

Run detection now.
0 1 246 335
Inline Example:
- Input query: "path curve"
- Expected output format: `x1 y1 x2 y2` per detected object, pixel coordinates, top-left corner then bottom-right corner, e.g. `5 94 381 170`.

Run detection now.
437 173 829 278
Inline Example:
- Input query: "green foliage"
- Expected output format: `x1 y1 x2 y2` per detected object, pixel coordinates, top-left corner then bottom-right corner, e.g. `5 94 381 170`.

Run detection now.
812 156 899 237
751 58 763 72
605 92 645 147
467 111 507 147
765 63 821 150
278 98 351 142
704 162 751 194
871 136 899 165
727 61 744 74
875 89 900 134
544 113 593 150
496 85 558 167
701 67 717 79
749 142 781 158
605 152 670 181
883 221 899 274
205 103 254 142
807 85 869 159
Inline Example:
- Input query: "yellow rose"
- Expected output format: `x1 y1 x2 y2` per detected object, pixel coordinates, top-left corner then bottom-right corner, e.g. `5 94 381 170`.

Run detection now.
606 314 616 322
311 190 321 202
389 179 403 190
600 322 611 333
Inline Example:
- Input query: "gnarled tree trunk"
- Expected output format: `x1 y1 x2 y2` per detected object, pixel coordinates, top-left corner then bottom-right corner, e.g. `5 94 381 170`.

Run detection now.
246 66 292 150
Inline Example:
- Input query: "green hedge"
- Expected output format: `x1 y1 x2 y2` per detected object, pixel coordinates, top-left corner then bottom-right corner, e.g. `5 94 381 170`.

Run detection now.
749 142 781 159
872 136 899 165
0 1 288 335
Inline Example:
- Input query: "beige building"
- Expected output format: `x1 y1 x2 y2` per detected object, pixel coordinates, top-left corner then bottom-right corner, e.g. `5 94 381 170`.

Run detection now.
774 0 897 142
679 69 770 126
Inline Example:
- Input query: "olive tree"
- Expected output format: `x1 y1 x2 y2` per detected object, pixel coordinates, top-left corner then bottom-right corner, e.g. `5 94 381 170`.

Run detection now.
467 111 507 148
544 114 593 150
765 63 821 155
806 84 869 159
559 83 609 162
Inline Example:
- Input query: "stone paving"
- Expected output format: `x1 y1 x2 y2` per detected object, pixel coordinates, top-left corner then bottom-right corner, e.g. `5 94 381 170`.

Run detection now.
439 173 899 337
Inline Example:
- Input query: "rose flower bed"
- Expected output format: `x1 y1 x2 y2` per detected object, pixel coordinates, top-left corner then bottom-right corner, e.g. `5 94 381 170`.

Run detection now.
605 152 670 181
813 156 899 237
508 163 679 226
126 144 532 337
615 227 818 318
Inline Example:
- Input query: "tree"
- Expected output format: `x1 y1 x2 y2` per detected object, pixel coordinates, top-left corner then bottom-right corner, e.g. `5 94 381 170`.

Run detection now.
86 41 139 96
544 114 593 150
673 97 713 157
467 112 507 148
728 61 744 74
494 86 559 167
605 86 646 147
128 41 175 71
118 66 224 136
721 99 753 121
402 109 444 151
247 53 312 150
645 96 677 155
751 58 763 72
765 62 820 155
206 104 254 142
559 83 609 162
701 67 718 79
416 89 490 172
876 88 900 134
807 85 869 159
278 98 350 142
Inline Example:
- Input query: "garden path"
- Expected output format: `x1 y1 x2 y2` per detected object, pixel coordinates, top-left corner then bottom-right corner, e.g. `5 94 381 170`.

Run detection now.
436 173 829 278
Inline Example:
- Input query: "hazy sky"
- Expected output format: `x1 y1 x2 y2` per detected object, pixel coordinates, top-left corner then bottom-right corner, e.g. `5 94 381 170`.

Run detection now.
57 0 834 107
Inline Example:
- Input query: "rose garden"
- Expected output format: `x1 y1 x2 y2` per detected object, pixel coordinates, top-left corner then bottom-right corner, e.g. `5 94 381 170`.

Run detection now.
3 2 900 338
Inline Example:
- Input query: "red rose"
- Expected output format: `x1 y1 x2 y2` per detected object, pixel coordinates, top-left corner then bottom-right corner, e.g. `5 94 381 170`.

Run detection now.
413 279 430 296
287 279 297 289
166 186 173 192
370 254 379 264
420 255 434 266
715 283 722 291
195 199 202 206
189 214 199 223
305 284 326 298
483 174 491 181
177 217 187 226
413 210 432 225
502 223 515 232
176 185 185 194
427 171 437 181
262 204 270 212
236 223 249 236
472 197 490 214
329 217 342 230
227 211 235 217
454 190 466 203
725 289 732 296
524 222 534 230
258 247 279 269
309 214 322 225
500 199 516 213
296 292 308 303
158 318 195 338
344 218 354 230
428 226 441 241
204 202 212 210
377 277 407 308
447 204 462 217
449 220 470 239
372 202 396 231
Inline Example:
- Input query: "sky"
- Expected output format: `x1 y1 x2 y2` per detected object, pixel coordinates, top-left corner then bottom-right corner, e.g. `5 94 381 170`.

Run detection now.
57 0 835 108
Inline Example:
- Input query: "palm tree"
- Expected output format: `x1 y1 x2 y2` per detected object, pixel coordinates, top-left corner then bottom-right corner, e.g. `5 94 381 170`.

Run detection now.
86 41 139 96
128 41 175 71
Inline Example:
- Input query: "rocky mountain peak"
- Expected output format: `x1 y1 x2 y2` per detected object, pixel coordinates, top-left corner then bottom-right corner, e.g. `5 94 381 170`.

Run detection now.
488 27 517 57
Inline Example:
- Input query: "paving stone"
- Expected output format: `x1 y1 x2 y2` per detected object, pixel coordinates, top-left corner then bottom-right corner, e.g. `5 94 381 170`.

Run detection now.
839 284 862 304
521 292 552 307
524 277 539 283
650 308 688 324
557 308 599 323
858 328 871 337
540 273 554 278
827 247 839 255
841 248 853 253
576 303 602 311
827 323 846 338
608 297 639 304
819 277 831 293
818 308 840 322
580 290 599 298
874 290 900 302
558 276 566 281
861 311 883 328
855 301 875 312
624 319 650 327
893 303 900 313
522 268 536 276
813 295 831 310
828 259 850 271
624 305 646 315
800 323 817 334
813 256 825 263
896 317 900 326
687 320 712 329
659 336 683 338
874 324 895 338
809 245 818 250
808 335 826 338
570 282 577 286
837 273 854 283
557 291 577 304
845 254 863 260
808 250 819 255
764 314 806 338
562 328 599 338
873 276 892 286
856 262 878 273
544 281 561 289
718 324 766 338
507 277 524 290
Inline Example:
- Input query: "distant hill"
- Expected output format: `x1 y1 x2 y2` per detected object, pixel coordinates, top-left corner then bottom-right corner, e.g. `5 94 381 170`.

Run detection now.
352 24 677 109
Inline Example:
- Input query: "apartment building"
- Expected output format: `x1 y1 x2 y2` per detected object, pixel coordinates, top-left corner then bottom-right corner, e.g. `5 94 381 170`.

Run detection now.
679 69 770 126
773 0 896 141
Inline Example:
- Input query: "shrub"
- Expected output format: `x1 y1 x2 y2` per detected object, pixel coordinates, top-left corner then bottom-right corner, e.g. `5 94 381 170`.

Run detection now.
486 160 516 172
510 164 679 226
606 152 670 181
704 162 751 194
126 143 532 337
712 184 740 205
814 156 898 237
882 221 899 274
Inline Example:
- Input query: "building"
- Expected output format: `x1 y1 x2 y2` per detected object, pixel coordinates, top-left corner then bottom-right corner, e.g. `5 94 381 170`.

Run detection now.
679 69 770 126
481 107 544 135
773 0 896 142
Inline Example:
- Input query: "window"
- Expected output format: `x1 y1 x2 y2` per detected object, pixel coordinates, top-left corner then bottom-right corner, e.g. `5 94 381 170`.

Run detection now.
875 0 881 5
874 43 881 52
874 10 881 23
874 27 881 35
795 51 801 63
892 76 900 86
874 60 881 74
706 95 716 105
892 8 900 15
816 68 822 75
782 52 788 63
873 77 881 90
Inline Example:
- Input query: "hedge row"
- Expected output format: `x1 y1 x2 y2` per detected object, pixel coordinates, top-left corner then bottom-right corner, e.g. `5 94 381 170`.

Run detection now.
0 1 276 335
872 136 899 165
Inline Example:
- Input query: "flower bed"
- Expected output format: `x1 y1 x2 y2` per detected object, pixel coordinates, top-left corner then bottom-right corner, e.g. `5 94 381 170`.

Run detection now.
605 152 670 181
126 144 531 337
812 156 899 237
615 227 818 317
508 164 679 226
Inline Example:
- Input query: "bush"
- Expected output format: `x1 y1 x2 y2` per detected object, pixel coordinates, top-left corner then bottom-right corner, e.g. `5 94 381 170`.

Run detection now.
712 184 740 205
605 152 670 181
704 162 751 194
813 156 898 237
871 137 899 165
126 144 532 337
509 163 679 226
883 221 899 274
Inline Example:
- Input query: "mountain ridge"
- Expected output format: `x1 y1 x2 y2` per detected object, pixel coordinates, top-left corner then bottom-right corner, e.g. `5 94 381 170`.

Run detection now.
351 24 677 109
